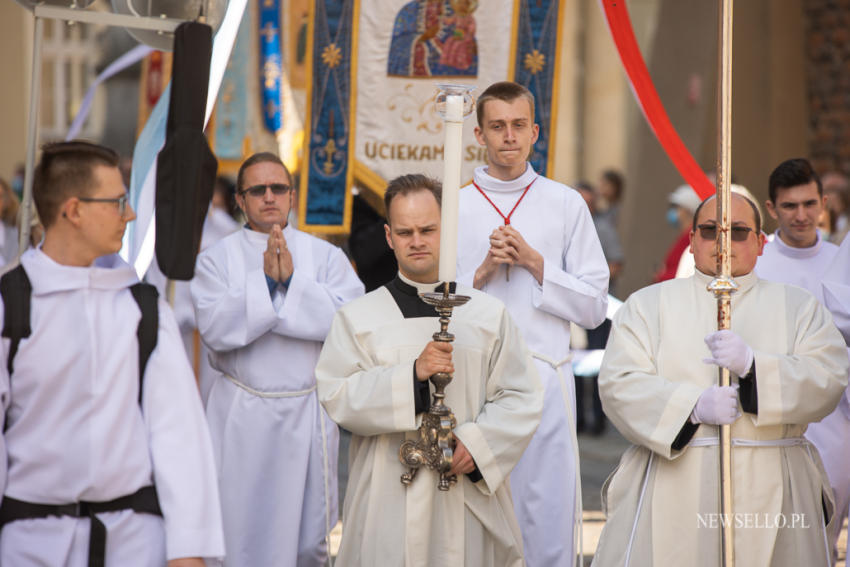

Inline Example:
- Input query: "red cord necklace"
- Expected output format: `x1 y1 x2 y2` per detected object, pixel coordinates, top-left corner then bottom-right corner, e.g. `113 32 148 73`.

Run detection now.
472 176 538 280
471 176 537 225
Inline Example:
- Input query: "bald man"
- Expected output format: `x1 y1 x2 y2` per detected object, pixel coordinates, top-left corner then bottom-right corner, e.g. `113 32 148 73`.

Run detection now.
593 193 848 567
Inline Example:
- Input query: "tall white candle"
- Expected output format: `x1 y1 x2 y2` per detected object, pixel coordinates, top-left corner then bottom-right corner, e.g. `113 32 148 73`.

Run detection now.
438 94 463 283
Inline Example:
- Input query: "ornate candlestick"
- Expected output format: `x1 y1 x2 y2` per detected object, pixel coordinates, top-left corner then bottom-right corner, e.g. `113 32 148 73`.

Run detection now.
398 83 475 491
399 286 470 490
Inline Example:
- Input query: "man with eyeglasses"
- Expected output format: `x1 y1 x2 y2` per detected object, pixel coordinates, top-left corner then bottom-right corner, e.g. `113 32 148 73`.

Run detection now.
191 152 364 567
593 192 848 566
0 141 224 566
754 158 850 564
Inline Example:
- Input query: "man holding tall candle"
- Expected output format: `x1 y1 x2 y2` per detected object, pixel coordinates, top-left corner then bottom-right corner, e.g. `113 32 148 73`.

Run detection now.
457 81 609 567
316 174 543 566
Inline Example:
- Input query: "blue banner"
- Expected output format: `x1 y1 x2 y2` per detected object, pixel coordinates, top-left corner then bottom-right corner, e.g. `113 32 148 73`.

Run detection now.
259 0 284 133
214 7 251 160
299 0 355 231
512 0 562 176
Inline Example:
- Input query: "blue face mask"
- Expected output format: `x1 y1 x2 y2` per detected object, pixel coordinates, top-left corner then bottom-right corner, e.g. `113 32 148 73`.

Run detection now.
666 207 680 227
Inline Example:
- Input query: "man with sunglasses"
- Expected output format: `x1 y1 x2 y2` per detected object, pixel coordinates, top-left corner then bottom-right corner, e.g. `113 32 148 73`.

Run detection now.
191 152 364 567
593 192 848 566
0 141 224 566
755 158 850 564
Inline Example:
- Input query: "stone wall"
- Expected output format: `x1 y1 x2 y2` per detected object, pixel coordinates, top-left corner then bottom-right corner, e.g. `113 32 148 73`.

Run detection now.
805 0 850 174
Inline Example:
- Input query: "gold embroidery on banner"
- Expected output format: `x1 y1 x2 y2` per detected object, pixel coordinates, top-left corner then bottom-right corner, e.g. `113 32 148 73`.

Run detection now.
388 84 443 135
261 22 277 43
524 49 545 75
263 57 282 89
321 43 342 69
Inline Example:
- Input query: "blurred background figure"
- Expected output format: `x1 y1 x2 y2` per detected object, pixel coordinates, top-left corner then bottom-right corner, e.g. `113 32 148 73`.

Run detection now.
574 180 624 435
348 193 397 292
597 169 625 225
654 184 700 283
9 164 25 201
823 171 850 244
576 181 624 296
0 177 20 268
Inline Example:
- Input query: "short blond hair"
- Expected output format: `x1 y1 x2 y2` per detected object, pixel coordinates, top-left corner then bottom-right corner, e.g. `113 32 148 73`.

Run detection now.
476 81 535 127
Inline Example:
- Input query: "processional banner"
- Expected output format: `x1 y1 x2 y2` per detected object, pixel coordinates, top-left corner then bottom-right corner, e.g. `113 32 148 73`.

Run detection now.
300 0 565 231
354 0 512 195
511 0 564 176
213 7 252 167
299 0 357 232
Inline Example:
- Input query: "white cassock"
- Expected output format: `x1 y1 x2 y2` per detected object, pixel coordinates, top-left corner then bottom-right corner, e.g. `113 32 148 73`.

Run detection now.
755 229 850 562
191 224 364 567
146 207 240 404
457 164 609 567
0 249 224 565
315 274 543 567
593 270 848 567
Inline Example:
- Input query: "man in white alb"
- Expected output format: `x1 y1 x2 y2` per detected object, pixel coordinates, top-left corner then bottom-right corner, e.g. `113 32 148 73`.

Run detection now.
456 81 609 567
0 141 224 566
594 193 848 566
316 174 543 566
191 152 364 567
755 157 850 563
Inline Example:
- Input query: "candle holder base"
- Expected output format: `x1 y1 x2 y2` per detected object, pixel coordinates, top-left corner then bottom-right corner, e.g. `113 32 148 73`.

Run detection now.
399 288 470 491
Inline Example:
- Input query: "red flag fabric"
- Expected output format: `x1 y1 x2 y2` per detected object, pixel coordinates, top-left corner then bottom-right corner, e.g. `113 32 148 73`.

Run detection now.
600 0 715 199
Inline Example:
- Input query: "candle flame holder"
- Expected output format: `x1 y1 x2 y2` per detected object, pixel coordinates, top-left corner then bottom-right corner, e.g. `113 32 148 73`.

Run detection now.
434 83 476 120
399 286 470 491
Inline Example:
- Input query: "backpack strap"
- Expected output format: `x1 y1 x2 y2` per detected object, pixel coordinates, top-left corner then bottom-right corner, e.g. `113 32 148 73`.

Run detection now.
0 270 158 405
129 283 159 404
1 265 32 376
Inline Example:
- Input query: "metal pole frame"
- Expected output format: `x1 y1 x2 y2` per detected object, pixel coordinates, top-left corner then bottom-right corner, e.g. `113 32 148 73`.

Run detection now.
17 16 44 256
15 5 186 261
707 0 736 565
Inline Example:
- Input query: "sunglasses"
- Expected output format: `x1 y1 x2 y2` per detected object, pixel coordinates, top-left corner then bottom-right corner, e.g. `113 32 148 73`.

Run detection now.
239 183 291 198
78 193 129 217
696 223 755 242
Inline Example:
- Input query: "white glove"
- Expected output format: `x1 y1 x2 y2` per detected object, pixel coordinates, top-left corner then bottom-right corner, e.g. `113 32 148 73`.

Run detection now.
703 329 754 377
691 384 740 425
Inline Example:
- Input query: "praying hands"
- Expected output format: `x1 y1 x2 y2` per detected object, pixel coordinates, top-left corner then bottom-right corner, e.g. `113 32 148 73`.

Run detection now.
473 225 544 288
263 223 294 283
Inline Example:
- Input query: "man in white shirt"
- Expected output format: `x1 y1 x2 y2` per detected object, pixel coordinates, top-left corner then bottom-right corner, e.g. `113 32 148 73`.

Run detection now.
191 152 364 567
0 140 224 566
457 81 609 567
755 157 849 562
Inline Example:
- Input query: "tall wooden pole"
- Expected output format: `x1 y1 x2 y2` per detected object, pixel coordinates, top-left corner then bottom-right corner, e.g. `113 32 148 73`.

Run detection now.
708 0 736 565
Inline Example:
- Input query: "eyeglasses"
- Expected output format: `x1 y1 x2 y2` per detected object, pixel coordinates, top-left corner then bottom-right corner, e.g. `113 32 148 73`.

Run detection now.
78 194 129 217
696 223 755 242
239 183 291 198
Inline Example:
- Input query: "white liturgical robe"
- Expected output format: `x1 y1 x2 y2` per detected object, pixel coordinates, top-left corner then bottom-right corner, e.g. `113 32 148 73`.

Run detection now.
191 224 364 567
755 229 850 562
594 270 848 567
457 164 609 567
0 249 224 565
315 275 543 567
755 230 838 303
146 206 240 403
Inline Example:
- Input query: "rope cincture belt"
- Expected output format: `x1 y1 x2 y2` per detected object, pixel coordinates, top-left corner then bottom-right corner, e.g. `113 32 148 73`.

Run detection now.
0 485 161 567
689 436 809 448
224 374 317 398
